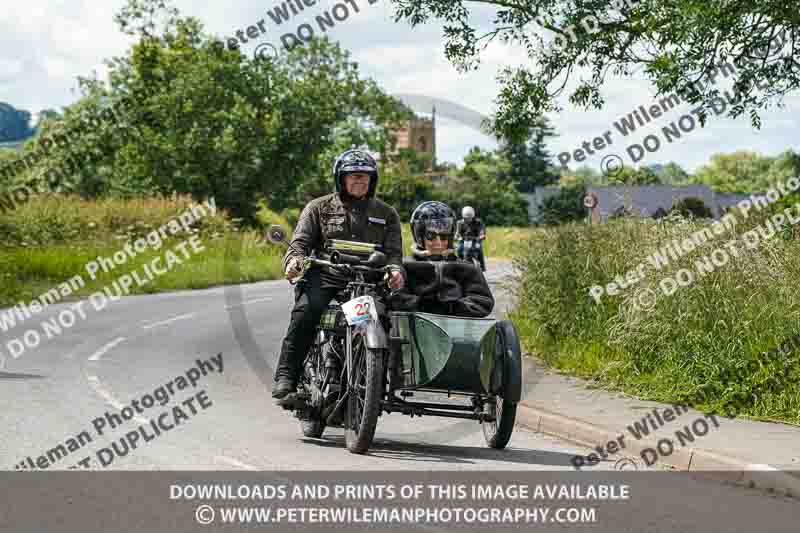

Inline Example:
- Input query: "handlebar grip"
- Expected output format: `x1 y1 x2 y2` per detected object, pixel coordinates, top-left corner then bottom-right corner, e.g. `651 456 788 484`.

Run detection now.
331 252 363 265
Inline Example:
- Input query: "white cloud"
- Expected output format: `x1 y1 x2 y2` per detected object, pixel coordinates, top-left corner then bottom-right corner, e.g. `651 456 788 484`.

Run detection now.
0 0 797 172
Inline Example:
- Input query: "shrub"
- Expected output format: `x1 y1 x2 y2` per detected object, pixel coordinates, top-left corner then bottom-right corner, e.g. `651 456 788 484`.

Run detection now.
673 196 712 218
537 185 586 225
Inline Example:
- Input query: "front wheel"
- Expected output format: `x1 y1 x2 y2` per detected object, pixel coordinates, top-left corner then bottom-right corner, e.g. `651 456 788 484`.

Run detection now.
344 333 384 454
300 419 325 438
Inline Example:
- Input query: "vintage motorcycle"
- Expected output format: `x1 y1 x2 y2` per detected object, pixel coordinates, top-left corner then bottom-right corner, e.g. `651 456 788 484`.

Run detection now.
459 237 484 271
268 225 522 454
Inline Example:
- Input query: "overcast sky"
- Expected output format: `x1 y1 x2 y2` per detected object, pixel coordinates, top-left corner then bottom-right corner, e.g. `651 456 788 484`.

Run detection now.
1 0 798 173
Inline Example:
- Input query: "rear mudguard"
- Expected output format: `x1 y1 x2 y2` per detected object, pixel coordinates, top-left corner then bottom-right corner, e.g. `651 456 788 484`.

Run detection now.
497 320 522 402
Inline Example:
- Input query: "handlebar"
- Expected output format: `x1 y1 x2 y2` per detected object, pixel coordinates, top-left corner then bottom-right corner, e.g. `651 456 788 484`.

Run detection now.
305 256 391 273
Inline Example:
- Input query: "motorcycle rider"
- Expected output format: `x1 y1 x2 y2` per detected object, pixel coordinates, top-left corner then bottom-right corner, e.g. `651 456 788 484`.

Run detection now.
455 206 487 272
389 201 494 317
273 149 405 400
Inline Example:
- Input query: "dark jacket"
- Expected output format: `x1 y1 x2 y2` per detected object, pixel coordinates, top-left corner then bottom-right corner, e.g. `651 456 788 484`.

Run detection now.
284 192 405 289
455 218 486 240
388 258 494 317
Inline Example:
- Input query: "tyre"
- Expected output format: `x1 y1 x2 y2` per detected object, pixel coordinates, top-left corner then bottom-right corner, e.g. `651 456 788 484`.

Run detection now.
344 333 384 454
482 395 517 449
300 419 325 438
482 321 522 449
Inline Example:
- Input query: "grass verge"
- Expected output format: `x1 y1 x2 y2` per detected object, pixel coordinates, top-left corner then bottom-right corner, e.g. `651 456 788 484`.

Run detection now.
509 205 800 424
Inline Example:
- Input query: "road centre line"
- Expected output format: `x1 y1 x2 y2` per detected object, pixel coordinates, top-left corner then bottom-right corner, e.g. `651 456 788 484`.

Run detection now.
86 374 149 425
224 296 273 310
88 337 127 361
142 313 196 329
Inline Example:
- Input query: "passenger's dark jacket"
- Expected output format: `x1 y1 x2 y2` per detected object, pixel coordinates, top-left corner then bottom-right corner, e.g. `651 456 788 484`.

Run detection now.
283 192 405 289
388 258 494 317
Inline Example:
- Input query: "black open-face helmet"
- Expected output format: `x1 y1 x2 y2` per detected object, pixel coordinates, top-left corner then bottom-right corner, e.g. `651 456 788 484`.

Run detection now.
410 201 456 258
333 149 379 198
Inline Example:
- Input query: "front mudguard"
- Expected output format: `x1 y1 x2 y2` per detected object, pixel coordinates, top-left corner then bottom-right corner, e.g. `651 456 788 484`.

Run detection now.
361 319 389 350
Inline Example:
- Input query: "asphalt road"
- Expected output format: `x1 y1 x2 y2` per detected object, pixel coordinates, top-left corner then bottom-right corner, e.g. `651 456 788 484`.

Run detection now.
0 259 600 471
2 259 798 532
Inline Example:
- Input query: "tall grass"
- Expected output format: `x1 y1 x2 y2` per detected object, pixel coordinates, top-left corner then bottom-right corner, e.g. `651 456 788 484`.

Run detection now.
509 209 800 423
0 194 284 306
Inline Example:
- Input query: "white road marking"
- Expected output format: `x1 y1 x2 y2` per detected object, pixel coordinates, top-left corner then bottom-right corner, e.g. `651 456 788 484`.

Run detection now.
88 337 127 361
215 455 259 470
142 313 195 330
224 296 273 310
86 375 149 425
745 463 779 471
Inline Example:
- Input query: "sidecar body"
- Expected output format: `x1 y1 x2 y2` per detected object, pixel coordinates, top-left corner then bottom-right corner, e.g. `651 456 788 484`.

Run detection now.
388 312 522 401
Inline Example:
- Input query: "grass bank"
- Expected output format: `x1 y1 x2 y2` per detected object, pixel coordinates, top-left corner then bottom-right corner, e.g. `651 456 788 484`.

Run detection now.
0 195 284 307
509 204 800 424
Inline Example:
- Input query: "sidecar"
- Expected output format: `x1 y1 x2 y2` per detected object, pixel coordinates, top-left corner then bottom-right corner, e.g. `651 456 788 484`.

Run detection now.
385 311 523 449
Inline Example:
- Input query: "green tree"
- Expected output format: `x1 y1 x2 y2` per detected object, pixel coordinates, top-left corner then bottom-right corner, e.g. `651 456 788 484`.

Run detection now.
14 0 408 222
500 117 558 192
390 1 799 141
648 162 689 184
0 103 35 142
691 151 775 192
538 184 586 225
607 166 661 185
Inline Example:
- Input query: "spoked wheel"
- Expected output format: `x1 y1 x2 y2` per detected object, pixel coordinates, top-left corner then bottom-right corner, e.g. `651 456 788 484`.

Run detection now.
482 395 517 449
344 333 384 454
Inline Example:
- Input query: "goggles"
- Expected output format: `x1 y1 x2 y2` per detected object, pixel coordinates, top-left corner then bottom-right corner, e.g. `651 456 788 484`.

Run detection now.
424 231 451 241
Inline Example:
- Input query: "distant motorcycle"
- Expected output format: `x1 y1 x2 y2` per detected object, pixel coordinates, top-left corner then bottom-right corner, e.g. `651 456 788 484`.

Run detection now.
459 238 484 271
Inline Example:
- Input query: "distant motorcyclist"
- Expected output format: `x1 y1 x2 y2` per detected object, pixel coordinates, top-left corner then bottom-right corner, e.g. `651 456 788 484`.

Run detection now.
389 201 493 317
273 149 405 401
455 206 486 272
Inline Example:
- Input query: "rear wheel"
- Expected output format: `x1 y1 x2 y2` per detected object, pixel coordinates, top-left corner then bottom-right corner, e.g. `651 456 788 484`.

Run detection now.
344 333 384 454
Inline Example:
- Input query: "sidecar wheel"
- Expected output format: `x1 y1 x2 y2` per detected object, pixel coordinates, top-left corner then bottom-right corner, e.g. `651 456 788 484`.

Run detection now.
300 419 325 439
344 334 384 454
482 395 517 449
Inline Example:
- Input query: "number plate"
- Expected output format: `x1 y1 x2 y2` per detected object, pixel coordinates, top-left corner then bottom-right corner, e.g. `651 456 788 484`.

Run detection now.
341 295 378 325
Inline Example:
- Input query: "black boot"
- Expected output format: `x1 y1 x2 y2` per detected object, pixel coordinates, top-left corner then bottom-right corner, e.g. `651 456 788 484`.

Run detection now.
272 377 296 399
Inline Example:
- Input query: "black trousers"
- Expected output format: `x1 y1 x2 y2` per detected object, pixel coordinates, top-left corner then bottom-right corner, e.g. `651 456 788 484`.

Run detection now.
274 269 340 382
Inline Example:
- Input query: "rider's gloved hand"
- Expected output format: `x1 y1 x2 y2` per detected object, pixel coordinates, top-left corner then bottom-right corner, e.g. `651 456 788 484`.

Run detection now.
386 270 404 290
285 257 303 281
